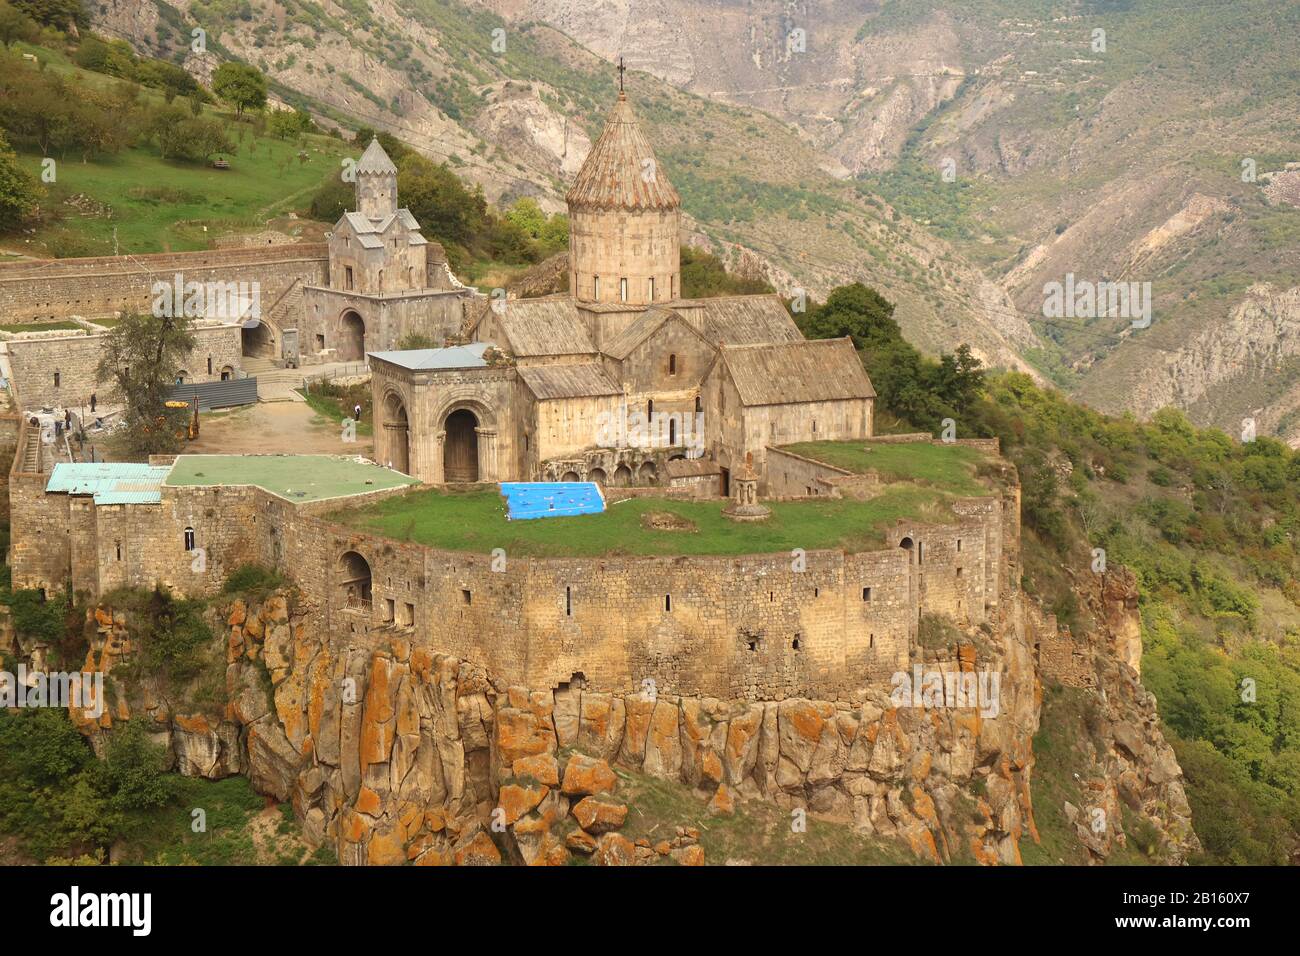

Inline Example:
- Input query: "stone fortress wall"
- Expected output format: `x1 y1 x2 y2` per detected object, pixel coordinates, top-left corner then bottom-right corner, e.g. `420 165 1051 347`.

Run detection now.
6 323 242 409
0 244 328 322
8 439 1021 702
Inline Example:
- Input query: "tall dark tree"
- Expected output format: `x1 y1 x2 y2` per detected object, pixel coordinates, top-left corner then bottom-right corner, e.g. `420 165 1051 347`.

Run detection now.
96 311 196 458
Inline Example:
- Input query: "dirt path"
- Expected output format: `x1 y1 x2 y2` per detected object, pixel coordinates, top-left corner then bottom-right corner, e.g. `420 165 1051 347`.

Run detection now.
186 401 375 457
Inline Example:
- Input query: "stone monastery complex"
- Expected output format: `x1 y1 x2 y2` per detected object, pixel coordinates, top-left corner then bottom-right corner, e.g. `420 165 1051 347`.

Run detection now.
0 90 1024 703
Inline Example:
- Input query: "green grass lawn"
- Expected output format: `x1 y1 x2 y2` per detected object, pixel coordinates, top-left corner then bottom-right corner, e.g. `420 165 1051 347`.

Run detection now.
167 454 416 502
779 440 991 496
6 43 349 257
0 320 84 333
331 484 958 557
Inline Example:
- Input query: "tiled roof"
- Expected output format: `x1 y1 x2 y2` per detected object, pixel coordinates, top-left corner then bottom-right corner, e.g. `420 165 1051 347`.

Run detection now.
45 462 171 504
565 94 680 212
721 337 876 406
518 363 621 400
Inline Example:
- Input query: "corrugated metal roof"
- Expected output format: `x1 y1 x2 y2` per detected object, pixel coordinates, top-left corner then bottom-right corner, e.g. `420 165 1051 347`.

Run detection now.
722 337 876 406
518 363 621 400
46 462 170 504
565 94 680 212
369 342 492 371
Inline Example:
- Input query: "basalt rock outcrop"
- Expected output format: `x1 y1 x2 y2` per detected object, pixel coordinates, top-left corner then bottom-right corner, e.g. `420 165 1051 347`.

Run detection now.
38 553 1200 867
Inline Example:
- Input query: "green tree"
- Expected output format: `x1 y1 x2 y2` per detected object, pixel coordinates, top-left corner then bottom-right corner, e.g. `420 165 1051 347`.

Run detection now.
211 61 266 117
96 311 197 458
0 130 40 231
0 1 39 47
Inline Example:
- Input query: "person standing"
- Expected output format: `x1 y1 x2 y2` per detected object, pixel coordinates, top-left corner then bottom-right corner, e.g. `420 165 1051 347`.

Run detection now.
353 402 362 421
90 393 97 413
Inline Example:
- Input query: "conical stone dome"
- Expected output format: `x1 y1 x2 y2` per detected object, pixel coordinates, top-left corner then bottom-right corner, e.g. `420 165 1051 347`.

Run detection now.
566 94 680 212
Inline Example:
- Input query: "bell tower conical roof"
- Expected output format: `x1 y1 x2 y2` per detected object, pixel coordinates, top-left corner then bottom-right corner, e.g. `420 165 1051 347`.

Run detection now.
566 93 680 212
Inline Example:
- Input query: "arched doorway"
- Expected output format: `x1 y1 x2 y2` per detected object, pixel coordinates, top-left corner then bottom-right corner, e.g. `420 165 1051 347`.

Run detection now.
637 461 657 485
444 408 479 482
241 317 276 359
339 550 372 609
612 464 632 486
383 392 410 474
561 471 580 482
339 310 366 361
589 467 607 485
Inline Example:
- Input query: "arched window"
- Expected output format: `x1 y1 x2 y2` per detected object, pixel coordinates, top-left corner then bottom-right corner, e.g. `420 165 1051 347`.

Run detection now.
694 396 702 413
183 527 196 552
668 354 677 375
647 399 654 418
594 275 600 299
53 371 60 388
619 277 628 302
648 277 655 300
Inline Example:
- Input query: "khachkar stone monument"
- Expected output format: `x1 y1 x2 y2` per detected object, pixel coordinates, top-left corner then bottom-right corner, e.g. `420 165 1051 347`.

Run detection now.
723 460 771 522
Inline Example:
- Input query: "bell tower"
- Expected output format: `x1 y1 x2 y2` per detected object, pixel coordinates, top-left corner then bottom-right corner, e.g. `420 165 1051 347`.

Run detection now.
566 64 681 306
355 138 398 220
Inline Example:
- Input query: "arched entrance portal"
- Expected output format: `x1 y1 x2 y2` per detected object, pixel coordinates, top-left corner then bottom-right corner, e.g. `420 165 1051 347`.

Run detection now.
241 318 277 359
444 409 479 482
339 550 372 609
339 310 366 361
383 392 410 474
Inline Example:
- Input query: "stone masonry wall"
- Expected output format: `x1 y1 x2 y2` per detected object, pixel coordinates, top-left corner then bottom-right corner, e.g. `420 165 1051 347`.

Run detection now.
7 324 242 410
0 245 327 322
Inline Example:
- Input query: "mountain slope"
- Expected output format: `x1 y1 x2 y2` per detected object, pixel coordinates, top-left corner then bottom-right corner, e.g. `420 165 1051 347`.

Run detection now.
480 0 1300 440
90 0 1041 372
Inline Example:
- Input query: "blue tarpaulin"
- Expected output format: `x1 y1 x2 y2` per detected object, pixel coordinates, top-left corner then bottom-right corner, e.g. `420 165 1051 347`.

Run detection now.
500 482 605 520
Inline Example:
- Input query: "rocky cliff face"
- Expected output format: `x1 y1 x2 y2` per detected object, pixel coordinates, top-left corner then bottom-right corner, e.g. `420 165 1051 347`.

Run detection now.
36 567 1197 865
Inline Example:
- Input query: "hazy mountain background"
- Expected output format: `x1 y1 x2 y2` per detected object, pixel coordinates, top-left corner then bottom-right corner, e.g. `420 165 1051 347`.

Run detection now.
92 0 1300 438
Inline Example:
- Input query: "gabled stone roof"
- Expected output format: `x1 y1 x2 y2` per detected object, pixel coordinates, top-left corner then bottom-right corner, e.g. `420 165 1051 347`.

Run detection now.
518 363 621 400
565 94 680 212
472 297 597 357
602 306 713 361
720 337 876 406
356 138 398 175
680 295 804 347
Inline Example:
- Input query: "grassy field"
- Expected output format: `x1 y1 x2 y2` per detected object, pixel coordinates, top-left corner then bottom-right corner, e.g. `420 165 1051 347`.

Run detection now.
114 775 332 866
167 454 416 502
0 320 84 333
6 42 349 258
331 483 958 557
779 441 992 496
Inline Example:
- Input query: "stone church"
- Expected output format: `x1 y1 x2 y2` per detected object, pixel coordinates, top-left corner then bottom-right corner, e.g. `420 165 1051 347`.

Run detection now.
296 139 476 365
368 89 876 491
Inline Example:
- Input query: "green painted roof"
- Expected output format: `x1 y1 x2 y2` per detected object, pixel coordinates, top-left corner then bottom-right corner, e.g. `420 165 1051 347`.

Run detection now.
165 455 417 503
46 462 171 504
